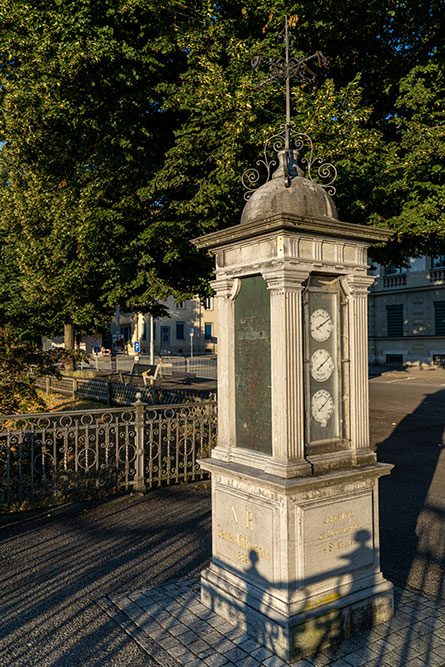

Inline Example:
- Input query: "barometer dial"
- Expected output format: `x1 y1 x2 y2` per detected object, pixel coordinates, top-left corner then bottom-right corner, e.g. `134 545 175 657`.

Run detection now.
310 308 334 342
310 349 334 382
311 389 335 428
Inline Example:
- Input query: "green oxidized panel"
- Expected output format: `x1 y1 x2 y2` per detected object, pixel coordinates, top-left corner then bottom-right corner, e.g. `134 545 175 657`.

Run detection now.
234 275 272 454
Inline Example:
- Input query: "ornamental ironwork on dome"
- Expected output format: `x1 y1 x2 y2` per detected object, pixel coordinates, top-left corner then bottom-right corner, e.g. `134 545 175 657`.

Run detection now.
241 16 338 222
241 149 338 225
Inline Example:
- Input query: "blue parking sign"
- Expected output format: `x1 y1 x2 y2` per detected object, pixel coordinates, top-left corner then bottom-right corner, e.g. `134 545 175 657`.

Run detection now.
134 341 140 353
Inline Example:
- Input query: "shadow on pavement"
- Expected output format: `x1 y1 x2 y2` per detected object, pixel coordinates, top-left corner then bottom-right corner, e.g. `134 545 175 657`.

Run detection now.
374 388 445 664
0 483 212 666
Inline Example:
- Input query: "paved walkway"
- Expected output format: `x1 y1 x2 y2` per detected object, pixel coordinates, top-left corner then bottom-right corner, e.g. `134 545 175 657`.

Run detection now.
0 474 443 666
99 575 445 667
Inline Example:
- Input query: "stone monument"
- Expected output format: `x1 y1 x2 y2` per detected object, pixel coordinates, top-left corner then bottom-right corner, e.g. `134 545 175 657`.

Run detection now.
193 17 394 662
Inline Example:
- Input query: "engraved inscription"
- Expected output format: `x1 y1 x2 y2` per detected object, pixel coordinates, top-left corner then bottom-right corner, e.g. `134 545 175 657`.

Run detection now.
304 495 373 580
214 491 273 579
234 276 272 454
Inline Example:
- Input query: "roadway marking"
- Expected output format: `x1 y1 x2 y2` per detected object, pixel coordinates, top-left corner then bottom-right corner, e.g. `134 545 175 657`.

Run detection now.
386 376 415 383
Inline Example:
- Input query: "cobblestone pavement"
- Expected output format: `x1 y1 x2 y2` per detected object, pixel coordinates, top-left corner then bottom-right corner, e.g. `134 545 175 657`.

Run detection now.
99 576 445 667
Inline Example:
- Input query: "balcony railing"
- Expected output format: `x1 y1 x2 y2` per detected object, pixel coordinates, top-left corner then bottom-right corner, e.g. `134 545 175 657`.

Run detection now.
429 269 445 284
382 274 407 288
0 400 216 512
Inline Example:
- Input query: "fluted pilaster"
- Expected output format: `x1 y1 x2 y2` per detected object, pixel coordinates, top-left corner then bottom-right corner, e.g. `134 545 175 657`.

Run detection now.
209 277 238 458
263 267 311 476
342 275 375 458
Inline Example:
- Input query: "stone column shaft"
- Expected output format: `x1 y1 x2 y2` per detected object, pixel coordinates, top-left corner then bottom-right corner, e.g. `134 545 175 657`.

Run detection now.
343 275 376 461
209 276 237 459
264 268 311 477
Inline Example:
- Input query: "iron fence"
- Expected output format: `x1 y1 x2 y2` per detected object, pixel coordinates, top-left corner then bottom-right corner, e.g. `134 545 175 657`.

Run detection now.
35 375 214 406
160 356 217 380
0 399 216 512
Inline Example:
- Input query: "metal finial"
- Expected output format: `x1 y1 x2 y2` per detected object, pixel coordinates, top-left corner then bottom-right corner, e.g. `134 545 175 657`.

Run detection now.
242 16 337 199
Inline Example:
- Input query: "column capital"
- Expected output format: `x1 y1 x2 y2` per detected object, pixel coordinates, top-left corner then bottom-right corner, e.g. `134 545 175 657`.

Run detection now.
209 276 239 299
262 267 310 293
341 274 375 296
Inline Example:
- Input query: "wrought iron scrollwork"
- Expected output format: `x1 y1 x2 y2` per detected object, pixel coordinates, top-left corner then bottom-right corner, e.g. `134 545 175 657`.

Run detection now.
242 123 337 200
251 51 328 90
242 16 337 200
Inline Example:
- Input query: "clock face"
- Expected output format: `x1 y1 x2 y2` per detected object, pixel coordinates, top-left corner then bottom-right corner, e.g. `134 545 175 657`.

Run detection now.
310 308 334 342
311 389 335 428
310 349 334 382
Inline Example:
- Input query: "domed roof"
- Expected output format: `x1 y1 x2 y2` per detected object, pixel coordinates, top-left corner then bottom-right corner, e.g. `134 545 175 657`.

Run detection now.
241 151 338 225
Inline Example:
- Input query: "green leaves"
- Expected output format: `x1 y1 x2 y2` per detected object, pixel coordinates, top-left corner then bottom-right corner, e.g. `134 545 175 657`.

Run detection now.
0 0 443 340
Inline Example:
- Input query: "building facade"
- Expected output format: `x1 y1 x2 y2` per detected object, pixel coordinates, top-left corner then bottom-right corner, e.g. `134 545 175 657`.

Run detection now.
368 256 445 366
112 295 218 356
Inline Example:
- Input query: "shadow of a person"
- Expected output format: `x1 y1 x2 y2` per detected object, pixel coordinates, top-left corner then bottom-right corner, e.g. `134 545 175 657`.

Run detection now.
243 549 280 650
240 533 380 662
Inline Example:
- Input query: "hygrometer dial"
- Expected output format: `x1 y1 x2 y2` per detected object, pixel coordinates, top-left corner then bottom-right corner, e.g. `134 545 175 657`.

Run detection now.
310 308 334 342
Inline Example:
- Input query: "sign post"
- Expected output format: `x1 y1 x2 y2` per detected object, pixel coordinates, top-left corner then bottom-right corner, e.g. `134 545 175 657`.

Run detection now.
189 328 194 358
134 341 140 362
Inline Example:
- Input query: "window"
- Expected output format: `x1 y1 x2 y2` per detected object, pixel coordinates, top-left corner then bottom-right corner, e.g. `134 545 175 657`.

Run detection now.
176 302 185 309
204 297 214 311
435 302 445 335
121 325 131 343
432 256 445 269
176 322 185 340
204 323 212 340
386 354 404 364
386 305 403 337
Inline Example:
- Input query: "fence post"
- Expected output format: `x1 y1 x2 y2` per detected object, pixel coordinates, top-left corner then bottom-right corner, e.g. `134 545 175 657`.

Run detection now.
72 378 78 399
133 392 146 492
107 380 113 407
45 376 51 394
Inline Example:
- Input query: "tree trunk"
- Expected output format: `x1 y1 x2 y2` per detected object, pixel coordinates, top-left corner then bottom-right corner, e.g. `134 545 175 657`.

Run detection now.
64 322 75 371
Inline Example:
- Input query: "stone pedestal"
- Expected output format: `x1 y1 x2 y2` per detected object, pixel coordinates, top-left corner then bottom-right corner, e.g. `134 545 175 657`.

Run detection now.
193 173 394 662
200 459 393 661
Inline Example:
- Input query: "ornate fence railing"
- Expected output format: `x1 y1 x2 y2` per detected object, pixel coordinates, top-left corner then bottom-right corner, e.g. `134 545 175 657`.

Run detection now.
34 375 215 406
0 398 217 512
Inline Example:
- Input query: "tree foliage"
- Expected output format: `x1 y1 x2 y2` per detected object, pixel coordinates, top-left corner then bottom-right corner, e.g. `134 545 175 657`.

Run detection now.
0 328 72 414
0 0 443 340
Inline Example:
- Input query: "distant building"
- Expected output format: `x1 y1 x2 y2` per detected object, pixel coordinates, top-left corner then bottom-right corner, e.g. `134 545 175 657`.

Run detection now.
112 295 218 356
368 256 445 366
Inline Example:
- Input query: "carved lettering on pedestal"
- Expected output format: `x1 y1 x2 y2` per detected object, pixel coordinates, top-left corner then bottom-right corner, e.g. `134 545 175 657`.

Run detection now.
303 495 373 580
214 493 274 578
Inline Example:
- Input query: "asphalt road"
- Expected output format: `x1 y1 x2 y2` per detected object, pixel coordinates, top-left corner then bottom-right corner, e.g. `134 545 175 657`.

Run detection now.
0 369 444 666
369 369 445 600
0 485 212 667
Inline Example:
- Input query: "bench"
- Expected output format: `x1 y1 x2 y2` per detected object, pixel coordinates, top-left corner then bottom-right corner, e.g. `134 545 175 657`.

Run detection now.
130 363 160 386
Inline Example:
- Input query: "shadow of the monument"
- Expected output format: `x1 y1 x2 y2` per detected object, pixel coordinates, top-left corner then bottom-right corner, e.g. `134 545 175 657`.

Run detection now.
199 526 391 662
372 387 445 665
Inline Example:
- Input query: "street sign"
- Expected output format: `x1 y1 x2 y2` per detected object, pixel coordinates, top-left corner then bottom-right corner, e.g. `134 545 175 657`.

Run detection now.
189 328 194 336
134 341 140 353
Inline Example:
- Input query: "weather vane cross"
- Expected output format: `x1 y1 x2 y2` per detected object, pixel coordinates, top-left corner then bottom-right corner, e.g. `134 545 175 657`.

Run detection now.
242 15 337 199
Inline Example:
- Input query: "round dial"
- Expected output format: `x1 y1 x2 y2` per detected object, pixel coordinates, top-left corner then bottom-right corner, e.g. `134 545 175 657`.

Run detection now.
311 389 335 428
311 349 334 382
310 308 334 342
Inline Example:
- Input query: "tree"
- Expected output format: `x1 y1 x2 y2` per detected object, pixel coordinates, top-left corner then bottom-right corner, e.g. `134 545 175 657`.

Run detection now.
0 0 443 343
0 328 72 415
141 1 443 266
0 0 187 343
368 62 445 263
